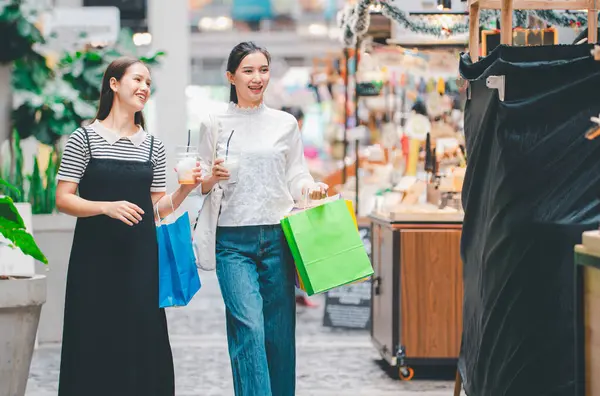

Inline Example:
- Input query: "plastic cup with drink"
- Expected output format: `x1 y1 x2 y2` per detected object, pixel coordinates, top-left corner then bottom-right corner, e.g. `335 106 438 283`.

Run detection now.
221 154 239 184
175 145 199 185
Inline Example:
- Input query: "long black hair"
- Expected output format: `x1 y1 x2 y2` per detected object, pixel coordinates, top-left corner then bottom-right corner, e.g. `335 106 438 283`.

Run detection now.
93 56 147 128
226 42 271 104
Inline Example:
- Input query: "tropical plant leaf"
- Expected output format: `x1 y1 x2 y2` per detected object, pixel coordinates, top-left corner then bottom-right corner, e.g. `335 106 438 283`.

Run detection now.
0 196 26 230
0 219 48 264
0 198 47 264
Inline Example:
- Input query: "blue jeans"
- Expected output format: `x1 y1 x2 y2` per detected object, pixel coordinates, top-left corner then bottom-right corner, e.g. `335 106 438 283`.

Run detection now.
216 225 296 396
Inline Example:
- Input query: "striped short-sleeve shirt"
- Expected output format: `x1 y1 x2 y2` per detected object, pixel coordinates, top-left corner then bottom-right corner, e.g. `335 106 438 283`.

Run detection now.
57 121 167 192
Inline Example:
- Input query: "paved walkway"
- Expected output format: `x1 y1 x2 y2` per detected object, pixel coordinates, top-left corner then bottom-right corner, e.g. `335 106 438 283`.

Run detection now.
26 271 461 395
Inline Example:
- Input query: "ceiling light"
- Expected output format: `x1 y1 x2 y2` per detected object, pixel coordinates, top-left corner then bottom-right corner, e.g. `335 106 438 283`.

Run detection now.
133 32 152 46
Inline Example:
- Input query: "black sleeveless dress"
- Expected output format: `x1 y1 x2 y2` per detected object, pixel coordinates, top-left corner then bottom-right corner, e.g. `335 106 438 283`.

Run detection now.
58 130 175 396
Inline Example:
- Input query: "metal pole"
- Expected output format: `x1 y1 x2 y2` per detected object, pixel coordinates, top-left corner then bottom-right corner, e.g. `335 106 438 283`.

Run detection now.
354 39 361 216
342 48 349 185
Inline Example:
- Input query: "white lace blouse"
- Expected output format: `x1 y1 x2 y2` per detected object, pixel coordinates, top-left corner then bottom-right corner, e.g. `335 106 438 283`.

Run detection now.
197 102 314 227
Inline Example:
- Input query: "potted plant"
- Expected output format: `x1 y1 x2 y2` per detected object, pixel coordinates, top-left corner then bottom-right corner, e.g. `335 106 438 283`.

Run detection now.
0 177 47 396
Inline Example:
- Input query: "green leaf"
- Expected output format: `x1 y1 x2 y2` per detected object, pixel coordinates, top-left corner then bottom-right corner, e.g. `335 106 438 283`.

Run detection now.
0 178 21 199
0 196 48 264
0 221 48 264
16 18 32 37
28 157 43 214
0 196 26 230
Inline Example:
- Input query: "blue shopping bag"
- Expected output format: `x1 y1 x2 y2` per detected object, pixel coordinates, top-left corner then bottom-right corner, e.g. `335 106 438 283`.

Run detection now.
156 207 201 308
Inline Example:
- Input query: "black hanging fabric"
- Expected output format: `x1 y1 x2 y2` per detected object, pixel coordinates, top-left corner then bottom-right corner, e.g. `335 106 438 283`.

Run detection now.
458 44 600 396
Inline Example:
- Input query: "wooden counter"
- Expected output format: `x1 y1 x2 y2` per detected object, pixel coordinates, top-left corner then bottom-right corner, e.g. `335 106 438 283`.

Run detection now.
574 244 600 396
369 214 463 379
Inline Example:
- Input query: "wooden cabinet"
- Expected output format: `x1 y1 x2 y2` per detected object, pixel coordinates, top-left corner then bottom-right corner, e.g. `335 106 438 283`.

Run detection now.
370 216 463 375
371 223 396 359
574 245 600 396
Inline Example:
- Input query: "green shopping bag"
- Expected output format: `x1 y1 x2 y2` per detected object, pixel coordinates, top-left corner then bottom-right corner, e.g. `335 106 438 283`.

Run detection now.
281 199 373 295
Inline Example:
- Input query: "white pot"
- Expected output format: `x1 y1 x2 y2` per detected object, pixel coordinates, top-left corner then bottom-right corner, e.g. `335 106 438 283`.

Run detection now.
0 275 47 396
0 203 35 278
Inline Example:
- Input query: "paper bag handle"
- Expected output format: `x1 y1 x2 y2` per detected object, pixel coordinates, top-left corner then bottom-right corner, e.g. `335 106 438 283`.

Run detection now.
155 194 175 224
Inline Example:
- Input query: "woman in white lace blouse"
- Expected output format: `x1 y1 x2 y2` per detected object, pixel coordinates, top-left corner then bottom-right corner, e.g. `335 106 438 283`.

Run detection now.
197 42 327 396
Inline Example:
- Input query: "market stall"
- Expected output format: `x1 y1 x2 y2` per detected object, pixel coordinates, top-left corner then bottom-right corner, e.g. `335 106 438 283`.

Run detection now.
303 2 470 377
321 41 468 219
574 237 600 396
308 13 467 382
328 0 600 387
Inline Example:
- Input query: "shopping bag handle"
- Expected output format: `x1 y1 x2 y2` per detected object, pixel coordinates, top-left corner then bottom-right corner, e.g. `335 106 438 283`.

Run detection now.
155 194 175 225
304 188 310 209
302 183 330 209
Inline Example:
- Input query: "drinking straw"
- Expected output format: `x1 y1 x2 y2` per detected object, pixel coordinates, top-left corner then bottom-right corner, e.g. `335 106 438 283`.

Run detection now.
225 130 235 159
186 130 191 152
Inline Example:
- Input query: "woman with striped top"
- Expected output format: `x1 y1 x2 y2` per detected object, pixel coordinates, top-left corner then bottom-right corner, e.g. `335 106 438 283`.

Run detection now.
55 57 201 396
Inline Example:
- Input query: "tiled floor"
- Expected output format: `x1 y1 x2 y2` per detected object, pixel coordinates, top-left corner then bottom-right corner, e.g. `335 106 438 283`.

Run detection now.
26 271 461 395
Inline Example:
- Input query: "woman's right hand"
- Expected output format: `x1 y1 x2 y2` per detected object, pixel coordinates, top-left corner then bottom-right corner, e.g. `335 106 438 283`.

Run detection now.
101 201 145 226
210 158 230 182
200 159 230 194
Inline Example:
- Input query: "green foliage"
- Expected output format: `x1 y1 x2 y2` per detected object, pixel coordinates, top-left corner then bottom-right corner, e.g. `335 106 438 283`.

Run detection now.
11 50 52 93
1 131 25 202
11 27 166 145
43 151 57 214
0 131 60 215
27 150 59 214
12 76 96 145
27 157 43 213
0 0 45 64
0 177 20 198
59 43 165 102
0 179 48 264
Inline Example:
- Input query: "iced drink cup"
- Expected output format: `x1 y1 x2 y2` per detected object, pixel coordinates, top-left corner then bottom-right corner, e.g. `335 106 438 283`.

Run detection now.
221 155 240 184
176 146 198 185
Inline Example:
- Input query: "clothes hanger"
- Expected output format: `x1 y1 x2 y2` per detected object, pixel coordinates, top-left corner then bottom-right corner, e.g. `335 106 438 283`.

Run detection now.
585 114 600 140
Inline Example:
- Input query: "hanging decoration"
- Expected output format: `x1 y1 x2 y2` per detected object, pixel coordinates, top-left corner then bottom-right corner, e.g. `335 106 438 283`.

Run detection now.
338 0 597 47
380 2 470 37
338 4 357 46
532 10 588 28
353 0 372 36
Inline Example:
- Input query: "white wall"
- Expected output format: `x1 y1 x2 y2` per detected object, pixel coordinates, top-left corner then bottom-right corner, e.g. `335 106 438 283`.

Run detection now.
148 0 190 191
54 0 82 7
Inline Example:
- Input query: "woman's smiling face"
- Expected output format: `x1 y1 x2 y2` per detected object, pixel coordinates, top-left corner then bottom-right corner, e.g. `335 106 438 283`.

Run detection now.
227 51 270 107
